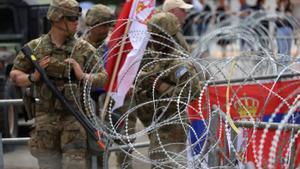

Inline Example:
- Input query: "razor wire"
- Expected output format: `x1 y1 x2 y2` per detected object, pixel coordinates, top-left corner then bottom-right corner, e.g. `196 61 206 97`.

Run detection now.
62 10 300 168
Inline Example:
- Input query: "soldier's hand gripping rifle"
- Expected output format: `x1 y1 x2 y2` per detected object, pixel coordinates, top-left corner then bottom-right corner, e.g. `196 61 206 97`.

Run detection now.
21 45 107 150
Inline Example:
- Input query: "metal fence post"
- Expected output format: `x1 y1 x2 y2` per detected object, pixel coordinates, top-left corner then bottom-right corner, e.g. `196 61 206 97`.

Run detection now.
230 128 237 163
289 130 296 169
0 133 4 169
208 107 220 167
91 155 97 169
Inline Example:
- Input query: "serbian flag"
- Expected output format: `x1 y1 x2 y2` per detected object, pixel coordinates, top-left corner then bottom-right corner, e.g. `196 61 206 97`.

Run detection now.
104 0 155 110
187 100 209 168
187 78 300 168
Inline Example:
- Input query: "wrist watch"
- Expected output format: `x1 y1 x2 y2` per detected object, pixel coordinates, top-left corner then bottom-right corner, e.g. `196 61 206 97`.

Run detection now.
28 73 35 83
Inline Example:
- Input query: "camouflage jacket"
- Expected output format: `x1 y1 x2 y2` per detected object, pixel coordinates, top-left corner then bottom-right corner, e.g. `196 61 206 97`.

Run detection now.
136 48 200 103
84 37 107 60
12 34 107 112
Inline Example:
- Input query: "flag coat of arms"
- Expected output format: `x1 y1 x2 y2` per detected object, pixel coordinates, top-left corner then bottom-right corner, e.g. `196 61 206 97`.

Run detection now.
188 78 300 168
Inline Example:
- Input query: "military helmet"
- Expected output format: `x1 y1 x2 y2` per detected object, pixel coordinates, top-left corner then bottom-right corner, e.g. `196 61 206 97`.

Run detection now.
147 12 180 36
47 0 82 22
85 4 114 27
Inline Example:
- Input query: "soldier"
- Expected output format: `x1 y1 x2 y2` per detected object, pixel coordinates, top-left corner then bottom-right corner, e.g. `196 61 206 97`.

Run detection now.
80 4 116 169
84 4 114 50
134 12 200 169
114 11 200 169
162 0 193 52
84 5 138 169
83 4 114 109
9 0 107 169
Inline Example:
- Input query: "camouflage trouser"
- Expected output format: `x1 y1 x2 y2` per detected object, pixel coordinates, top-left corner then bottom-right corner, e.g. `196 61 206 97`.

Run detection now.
134 92 188 169
109 92 187 169
29 111 89 169
114 103 137 169
99 94 137 169
93 93 136 169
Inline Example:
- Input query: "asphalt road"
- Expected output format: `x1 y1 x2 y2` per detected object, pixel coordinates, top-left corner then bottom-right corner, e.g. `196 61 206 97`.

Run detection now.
3 145 150 169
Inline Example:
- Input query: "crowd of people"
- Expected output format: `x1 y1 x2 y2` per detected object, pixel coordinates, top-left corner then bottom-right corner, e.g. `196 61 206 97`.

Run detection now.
182 0 296 58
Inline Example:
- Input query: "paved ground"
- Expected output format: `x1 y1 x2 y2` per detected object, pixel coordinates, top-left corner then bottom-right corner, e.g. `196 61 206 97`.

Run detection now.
3 145 150 169
2 120 151 169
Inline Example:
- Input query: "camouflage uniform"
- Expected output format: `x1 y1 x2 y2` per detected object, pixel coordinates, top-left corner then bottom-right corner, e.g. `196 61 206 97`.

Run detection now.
83 4 114 102
113 12 197 169
154 6 190 53
84 5 137 169
135 12 199 169
83 4 116 169
110 96 136 169
174 31 191 53
12 0 107 169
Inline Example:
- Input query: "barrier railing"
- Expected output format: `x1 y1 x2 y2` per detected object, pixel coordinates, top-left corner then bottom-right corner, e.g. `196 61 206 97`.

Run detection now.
1 96 300 168
0 99 24 106
212 105 300 168
2 113 300 168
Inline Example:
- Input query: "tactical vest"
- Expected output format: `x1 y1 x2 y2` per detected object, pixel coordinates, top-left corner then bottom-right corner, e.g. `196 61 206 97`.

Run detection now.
31 35 83 113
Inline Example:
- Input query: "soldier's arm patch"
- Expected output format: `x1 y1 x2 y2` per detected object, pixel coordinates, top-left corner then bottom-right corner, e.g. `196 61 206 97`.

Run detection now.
175 66 188 79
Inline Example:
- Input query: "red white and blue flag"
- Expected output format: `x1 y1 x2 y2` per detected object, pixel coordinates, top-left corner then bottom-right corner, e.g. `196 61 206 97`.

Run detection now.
187 78 300 168
104 0 155 110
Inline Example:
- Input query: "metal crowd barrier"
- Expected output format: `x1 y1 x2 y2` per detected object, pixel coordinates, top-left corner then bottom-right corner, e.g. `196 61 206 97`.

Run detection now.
1 99 300 168
0 99 24 106
214 105 300 168
235 120 300 130
0 99 24 168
